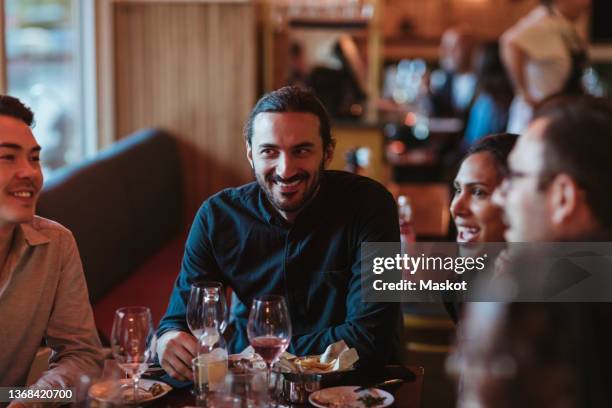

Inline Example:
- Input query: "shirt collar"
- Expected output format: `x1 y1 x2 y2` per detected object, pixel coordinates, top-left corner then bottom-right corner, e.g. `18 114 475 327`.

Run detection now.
256 172 328 228
257 187 276 225
18 222 51 247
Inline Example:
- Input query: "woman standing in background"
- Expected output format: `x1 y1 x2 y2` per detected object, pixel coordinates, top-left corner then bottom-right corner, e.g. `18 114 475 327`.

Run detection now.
501 0 591 133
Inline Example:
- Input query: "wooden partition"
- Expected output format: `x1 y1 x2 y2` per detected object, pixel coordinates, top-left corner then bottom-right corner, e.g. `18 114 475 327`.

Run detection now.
110 1 256 220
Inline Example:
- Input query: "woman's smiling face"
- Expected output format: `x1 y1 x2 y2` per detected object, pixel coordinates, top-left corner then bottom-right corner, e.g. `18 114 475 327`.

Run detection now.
451 152 506 243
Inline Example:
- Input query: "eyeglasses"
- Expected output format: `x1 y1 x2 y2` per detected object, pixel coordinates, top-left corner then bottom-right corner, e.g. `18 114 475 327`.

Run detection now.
503 170 558 190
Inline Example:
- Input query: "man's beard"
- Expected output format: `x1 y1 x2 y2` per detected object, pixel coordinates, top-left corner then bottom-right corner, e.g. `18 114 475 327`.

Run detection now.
255 162 324 214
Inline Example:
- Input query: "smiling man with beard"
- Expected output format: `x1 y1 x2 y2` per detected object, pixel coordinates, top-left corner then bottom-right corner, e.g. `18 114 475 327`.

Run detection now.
157 86 401 380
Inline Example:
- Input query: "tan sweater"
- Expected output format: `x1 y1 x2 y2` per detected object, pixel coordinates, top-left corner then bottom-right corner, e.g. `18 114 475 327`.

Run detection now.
0 216 103 388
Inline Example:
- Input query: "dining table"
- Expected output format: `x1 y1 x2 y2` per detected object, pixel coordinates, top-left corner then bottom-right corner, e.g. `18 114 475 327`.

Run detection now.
146 365 424 408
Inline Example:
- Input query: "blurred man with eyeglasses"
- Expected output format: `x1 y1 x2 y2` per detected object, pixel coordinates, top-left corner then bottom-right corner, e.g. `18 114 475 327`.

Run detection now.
493 95 612 242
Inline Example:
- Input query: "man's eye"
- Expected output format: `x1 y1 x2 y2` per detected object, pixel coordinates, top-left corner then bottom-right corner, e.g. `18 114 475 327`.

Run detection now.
0 154 15 161
453 186 461 195
260 149 276 156
31 155 40 162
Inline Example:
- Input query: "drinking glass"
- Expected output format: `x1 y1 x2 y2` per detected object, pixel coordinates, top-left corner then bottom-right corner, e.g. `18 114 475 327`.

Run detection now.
187 281 228 338
110 306 156 403
247 295 292 394
206 369 268 408
192 324 229 401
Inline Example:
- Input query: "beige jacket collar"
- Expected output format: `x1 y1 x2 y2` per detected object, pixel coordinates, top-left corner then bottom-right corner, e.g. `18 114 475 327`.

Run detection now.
18 221 52 247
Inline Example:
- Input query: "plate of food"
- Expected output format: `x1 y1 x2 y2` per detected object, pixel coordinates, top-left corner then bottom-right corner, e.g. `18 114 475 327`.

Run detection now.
309 386 394 408
228 353 267 373
293 355 341 373
89 378 172 404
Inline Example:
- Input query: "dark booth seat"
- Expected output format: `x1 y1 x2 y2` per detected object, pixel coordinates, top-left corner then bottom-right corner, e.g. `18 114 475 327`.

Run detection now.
37 129 185 342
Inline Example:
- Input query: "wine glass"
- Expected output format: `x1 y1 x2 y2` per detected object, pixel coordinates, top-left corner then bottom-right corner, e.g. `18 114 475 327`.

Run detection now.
110 306 156 403
247 295 292 394
187 281 228 339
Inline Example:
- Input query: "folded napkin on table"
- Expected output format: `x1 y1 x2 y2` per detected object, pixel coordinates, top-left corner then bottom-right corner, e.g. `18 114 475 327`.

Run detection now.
272 340 359 374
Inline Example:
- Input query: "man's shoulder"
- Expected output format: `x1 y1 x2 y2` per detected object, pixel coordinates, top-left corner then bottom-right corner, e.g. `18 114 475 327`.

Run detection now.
24 216 74 240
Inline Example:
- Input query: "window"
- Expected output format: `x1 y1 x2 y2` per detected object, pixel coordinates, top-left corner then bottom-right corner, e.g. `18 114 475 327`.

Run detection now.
4 0 95 173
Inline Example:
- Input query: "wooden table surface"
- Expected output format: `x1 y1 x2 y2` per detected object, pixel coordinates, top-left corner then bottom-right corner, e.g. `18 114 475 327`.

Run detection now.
149 365 424 408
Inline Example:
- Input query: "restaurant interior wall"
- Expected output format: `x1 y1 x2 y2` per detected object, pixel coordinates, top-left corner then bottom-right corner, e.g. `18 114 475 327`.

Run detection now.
109 1 256 221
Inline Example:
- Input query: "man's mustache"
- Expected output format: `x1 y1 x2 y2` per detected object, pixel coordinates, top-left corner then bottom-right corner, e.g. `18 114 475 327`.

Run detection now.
267 173 308 183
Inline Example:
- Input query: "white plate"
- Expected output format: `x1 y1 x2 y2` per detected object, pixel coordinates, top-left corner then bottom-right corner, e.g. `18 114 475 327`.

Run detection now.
89 378 172 404
309 386 394 408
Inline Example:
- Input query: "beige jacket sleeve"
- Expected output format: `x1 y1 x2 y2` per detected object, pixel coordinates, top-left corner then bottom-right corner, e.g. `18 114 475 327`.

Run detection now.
31 231 104 390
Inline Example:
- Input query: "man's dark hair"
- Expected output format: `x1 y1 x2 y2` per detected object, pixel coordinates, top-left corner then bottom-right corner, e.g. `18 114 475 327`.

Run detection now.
244 86 333 150
465 133 519 180
533 95 612 229
0 95 34 127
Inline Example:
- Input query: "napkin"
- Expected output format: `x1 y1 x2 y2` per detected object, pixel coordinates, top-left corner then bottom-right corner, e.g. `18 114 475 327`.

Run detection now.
274 340 359 374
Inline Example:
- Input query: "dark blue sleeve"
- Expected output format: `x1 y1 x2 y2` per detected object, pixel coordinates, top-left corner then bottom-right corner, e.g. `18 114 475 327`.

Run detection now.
290 187 401 368
157 203 224 337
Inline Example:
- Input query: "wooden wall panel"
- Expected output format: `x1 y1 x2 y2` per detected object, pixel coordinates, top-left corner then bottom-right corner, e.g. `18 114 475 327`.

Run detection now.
114 2 256 220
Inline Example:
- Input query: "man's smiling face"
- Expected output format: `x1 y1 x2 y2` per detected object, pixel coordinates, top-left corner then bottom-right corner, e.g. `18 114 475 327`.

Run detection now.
247 112 333 222
0 115 43 229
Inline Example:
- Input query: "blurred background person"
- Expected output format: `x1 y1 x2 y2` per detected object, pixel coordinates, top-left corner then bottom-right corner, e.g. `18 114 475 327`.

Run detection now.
501 0 592 134
430 27 477 120
286 41 308 88
463 43 514 150
306 36 368 118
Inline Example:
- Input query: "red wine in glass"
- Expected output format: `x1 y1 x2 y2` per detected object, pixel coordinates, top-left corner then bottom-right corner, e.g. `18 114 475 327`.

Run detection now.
247 295 292 398
250 335 289 364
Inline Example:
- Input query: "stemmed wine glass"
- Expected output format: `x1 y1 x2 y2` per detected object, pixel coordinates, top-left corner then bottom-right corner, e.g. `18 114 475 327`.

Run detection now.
247 295 292 394
187 281 228 339
110 306 157 403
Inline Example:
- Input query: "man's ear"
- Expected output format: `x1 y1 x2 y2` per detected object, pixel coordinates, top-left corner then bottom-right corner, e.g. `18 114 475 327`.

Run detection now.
550 173 580 225
323 139 336 168
246 140 254 169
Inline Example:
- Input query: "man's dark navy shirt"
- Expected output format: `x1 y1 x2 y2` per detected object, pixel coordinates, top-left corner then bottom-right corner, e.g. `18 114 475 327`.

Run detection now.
158 170 401 367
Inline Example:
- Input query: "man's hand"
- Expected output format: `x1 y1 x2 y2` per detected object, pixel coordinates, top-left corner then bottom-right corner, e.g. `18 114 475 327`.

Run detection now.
157 330 198 381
